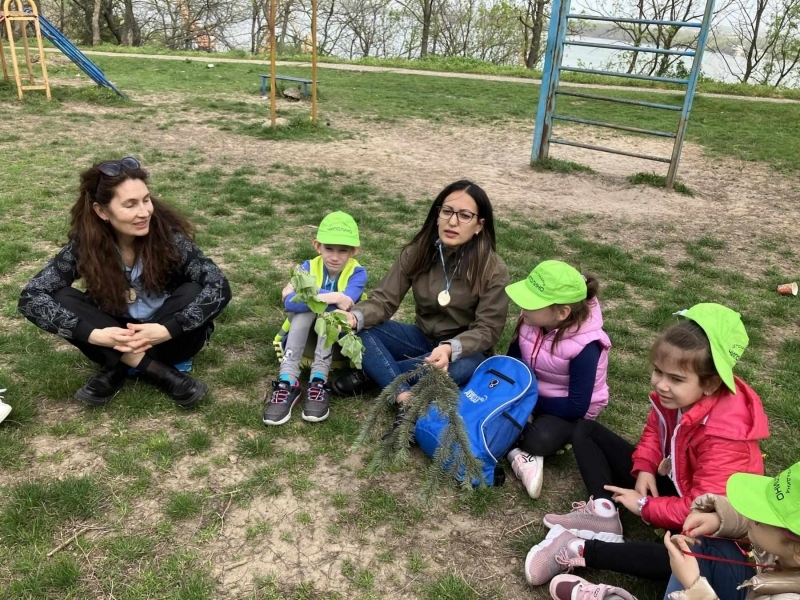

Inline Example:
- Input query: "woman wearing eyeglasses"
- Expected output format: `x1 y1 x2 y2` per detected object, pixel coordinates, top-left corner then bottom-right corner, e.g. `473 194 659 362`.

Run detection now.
18 157 231 408
332 179 509 404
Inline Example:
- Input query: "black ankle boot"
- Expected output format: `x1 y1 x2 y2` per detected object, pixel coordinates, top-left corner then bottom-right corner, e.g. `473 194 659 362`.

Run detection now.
75 364 127 406
330 369 375 397
382 407 407 441
142 361 207 408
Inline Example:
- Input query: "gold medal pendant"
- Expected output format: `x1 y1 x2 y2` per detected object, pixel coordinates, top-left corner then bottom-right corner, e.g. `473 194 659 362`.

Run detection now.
127 288 137 304
437 290 451 307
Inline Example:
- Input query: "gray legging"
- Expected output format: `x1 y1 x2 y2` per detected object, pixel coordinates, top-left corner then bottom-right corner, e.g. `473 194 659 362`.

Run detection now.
279 312 333 380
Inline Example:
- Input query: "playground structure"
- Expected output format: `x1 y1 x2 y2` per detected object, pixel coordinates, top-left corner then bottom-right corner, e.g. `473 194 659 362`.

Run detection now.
265 0 318 127
531 0 715 189
176 0 216 52
1 0 49 99
1 0 125 100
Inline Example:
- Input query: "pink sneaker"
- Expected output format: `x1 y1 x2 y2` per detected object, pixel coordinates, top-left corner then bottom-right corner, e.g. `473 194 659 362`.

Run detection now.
509 449 544 499
543 497 624 543
525 525 586 586
550 574 637 600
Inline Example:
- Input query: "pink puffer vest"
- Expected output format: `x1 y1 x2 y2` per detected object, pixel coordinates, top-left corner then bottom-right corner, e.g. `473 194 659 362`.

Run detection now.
518 300 611 419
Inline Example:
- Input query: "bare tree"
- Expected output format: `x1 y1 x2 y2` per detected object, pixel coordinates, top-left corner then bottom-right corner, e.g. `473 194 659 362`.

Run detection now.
338 0 394 57
92 0 102 44
577 0 731 77
520 0 549 68
714 0 800 84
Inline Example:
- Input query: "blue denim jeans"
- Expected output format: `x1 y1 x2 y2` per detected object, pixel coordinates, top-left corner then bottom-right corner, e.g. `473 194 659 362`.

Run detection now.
663 537 753 600
359 320 486 391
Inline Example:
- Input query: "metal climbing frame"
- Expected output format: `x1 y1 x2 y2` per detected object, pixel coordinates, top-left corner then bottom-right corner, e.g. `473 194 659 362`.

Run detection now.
531 0 715 188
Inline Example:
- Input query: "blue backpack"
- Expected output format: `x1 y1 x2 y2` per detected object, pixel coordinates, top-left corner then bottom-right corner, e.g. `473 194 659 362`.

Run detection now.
414 356 538 486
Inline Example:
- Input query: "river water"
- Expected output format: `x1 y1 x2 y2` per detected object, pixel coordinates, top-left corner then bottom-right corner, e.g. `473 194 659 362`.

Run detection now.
563 36 750 84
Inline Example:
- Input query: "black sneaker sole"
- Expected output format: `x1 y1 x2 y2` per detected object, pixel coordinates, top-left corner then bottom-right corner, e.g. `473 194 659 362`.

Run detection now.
262 396 300 426
173 381 208 409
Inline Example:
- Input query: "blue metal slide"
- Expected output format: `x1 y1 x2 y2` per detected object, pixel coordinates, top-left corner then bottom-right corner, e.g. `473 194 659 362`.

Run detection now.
31 11 126 98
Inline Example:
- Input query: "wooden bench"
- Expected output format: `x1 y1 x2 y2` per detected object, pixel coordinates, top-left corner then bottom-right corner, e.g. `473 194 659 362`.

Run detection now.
260 74 317 98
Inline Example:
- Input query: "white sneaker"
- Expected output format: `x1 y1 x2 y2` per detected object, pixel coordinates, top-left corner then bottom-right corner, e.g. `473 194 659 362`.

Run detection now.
509 448 544 499
0 389 11 424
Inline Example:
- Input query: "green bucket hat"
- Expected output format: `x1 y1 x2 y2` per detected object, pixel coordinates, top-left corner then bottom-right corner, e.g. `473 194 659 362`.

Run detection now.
316 211 360 247
673 303 748 393
727 461 800 536
505 260 587 311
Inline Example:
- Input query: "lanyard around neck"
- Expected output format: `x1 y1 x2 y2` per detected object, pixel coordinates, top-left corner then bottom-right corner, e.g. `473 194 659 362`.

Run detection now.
437 242 462 296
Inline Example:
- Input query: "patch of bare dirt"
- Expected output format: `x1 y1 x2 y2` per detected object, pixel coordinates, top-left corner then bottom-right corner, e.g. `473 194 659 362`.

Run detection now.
58 107 796 274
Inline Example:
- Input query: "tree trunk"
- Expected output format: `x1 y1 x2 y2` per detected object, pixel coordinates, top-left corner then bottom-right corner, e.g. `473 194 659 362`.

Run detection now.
525 0 545 69
103 4 122 44
421 0 433 56
279 0 293 47
92 0 101 45
122 0 135 46
60 0 66 31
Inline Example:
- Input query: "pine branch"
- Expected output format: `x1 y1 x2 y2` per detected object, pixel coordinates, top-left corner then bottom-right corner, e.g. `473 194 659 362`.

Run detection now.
353 364 487 502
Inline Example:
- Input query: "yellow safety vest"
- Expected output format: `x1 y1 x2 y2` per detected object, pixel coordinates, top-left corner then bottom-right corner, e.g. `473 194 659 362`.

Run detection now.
273 256 365 354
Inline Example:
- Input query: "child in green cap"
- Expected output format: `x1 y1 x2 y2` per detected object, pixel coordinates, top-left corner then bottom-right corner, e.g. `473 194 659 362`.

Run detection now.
263 211 367 426
525 303 770 590
504 260 612 500
663 460 800 599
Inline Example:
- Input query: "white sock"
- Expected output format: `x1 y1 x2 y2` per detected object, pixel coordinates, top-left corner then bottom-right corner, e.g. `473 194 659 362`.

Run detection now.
591 498 617 517
508 448 522 461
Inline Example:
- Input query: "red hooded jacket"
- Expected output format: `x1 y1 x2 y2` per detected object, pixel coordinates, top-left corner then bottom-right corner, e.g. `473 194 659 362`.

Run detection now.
631 376 769 530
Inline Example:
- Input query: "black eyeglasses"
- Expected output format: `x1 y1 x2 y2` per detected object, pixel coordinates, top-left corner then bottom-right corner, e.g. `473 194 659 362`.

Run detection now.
95 157 140 197
438 205 477 224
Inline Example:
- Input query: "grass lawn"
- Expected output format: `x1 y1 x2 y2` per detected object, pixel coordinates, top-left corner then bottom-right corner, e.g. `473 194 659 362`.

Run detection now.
0 58 799 599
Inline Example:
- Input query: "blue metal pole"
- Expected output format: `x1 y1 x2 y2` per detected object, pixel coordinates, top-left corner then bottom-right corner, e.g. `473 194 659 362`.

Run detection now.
531 0 571 163
666 0 715 188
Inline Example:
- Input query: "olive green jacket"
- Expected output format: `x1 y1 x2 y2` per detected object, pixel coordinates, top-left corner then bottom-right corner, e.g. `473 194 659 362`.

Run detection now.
353 243 509 360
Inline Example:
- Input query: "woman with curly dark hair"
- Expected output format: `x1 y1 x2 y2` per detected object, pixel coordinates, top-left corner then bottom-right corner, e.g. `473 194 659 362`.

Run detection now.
18 157 231 407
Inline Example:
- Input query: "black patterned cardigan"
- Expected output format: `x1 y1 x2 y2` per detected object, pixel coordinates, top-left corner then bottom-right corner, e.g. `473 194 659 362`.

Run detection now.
17 232 232 343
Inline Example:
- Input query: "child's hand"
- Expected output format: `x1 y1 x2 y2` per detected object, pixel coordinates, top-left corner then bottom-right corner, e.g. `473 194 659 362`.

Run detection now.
682 512 721 539
335 294 354 311
635 471 660 498
281 283 295 301
604 485 643 515
664 532 701 590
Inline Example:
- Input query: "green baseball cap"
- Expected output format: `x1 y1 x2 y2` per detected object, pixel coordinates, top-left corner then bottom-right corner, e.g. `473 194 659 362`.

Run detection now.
505 260 587 310
317 211 360 247
673 303 748 393
727 461 800 536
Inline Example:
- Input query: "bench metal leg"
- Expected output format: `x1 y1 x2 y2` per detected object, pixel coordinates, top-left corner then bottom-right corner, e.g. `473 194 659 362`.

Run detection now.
261 77 267 97
301 82 309 97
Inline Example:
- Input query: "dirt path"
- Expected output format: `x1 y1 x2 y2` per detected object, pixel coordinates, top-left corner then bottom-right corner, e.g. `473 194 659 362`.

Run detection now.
46 48 800 105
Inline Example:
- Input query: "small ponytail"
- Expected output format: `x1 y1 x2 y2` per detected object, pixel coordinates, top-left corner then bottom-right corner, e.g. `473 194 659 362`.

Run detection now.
551 271 600 349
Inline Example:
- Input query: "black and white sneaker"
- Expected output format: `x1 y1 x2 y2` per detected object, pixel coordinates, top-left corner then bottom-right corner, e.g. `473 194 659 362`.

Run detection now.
302 379 330 422
262 380 302 426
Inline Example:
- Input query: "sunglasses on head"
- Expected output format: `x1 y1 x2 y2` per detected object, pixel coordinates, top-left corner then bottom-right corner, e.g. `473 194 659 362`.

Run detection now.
95 157 141 197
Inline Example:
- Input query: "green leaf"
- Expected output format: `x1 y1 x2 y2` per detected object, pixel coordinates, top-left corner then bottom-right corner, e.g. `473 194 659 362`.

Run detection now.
339 333 365 369
289 268 327 314
314 317 327 337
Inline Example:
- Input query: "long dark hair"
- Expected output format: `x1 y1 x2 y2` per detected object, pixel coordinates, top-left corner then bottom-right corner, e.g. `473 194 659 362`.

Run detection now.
70 160 193 316
405 180 497 296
